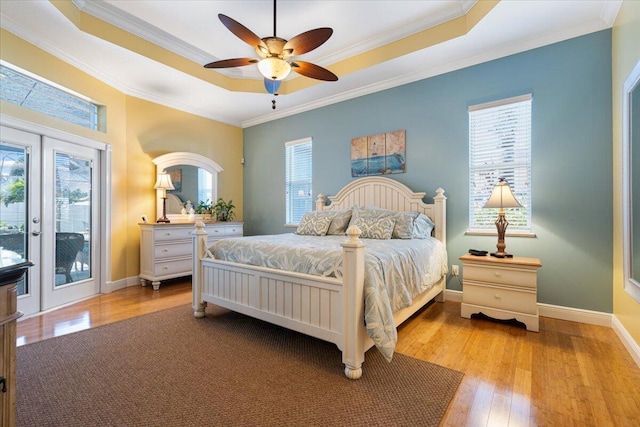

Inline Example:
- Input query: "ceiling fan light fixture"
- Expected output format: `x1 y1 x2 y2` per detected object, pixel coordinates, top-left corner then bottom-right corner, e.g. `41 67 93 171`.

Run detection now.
258 57 291 80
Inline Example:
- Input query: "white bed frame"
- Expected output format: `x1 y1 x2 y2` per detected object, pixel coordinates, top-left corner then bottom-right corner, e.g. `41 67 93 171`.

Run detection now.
192 176 446 379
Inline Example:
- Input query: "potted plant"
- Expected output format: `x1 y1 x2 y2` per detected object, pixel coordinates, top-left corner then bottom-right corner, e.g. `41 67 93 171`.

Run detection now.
212 198 235 221
195 199 212 216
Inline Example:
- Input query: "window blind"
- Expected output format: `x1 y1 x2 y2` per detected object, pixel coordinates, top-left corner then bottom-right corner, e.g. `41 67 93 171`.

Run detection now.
285 137 312 225
469 94 532 232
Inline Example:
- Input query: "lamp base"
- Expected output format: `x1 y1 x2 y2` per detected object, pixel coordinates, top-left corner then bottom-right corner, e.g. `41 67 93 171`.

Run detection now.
491 252 513 258
156 217 170 224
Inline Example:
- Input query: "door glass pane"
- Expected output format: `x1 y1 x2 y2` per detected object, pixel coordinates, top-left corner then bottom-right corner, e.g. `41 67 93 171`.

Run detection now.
55 152 91 286
0 144 28 294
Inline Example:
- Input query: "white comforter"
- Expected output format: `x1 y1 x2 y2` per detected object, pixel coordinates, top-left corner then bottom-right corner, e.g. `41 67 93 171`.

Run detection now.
208 234 448 361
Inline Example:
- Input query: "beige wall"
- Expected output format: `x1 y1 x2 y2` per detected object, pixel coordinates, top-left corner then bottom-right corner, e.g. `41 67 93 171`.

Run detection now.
124 96 243 278
0 29 243 282
613 1 640 346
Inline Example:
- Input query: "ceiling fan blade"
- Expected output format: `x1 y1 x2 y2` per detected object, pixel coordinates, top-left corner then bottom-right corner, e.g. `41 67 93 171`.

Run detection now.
204 58 259 69
218 14 268 51
284 28 333 56
290 61 338 81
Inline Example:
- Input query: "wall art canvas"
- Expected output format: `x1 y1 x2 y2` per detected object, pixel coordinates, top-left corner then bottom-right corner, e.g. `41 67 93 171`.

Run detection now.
168 168 182 192
351 130 406 177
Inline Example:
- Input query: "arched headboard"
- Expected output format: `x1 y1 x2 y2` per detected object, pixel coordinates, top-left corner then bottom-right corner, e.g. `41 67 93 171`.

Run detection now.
316 177 446 245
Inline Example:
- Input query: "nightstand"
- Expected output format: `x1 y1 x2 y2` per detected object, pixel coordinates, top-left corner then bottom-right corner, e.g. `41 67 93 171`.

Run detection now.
459 253 542 332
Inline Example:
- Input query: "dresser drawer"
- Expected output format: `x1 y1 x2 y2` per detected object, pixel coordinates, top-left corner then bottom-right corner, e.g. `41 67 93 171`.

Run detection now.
224 224 243 236
154 242 191 259
463 282 537 315
153 258 193 277
154 227 193 241
204 225 226 238
463 264 537 289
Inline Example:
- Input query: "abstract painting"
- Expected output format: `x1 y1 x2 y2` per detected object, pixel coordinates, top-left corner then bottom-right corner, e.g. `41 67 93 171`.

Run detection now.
351 130 406 177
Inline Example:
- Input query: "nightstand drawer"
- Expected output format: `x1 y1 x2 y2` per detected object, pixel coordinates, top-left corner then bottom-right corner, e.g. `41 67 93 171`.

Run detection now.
154 242 191 259
463 282 537 315
463 264 537 289
153 258 193 277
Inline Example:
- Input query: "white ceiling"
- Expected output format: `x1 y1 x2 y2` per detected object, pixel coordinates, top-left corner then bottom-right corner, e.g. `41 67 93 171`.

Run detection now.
0 1 621 128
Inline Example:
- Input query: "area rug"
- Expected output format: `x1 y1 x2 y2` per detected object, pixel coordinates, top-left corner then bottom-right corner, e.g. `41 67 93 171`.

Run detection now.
17 305 463 426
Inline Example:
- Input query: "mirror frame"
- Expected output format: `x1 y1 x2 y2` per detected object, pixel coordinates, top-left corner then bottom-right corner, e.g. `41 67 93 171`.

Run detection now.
153 152 223 222
623 59 640 302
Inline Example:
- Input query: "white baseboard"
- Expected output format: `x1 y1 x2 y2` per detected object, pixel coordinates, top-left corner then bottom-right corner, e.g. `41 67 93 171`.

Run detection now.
103 276 141 293
612 315 640 368
537 303 612 327
446 290 612 326
445 289 639 368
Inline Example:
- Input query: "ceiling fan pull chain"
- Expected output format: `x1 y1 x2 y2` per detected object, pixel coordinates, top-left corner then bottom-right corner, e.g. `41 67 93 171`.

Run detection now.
273 0 277 38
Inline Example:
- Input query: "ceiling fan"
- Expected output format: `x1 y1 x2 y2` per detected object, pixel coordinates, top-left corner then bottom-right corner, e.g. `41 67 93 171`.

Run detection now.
204 0 338 97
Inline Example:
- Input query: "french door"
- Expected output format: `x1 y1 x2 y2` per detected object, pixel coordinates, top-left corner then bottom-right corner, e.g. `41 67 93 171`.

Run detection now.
0 126 101 316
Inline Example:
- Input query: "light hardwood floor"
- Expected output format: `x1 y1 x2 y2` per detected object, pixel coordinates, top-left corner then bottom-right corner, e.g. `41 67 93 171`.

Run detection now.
17 281 640 426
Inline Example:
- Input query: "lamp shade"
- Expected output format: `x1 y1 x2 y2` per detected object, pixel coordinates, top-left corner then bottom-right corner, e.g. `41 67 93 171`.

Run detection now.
483 178 522 209
154 172 175 190
258 57 291 81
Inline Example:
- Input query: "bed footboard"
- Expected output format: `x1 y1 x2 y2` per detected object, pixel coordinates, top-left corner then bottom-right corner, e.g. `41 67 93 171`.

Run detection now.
191 222 370 379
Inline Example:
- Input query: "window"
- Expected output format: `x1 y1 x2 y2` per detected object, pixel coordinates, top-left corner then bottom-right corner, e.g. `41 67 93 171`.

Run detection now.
285 137 312 225
0 63 102 131
469 94 532 233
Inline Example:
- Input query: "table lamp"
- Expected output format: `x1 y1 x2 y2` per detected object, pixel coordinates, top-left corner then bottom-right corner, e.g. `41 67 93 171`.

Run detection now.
483 178 522 258
154 171 175 223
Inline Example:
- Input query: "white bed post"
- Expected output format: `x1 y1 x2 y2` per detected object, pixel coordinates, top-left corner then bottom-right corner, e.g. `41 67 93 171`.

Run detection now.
340 225 366 379
315 194 326 211
433 188 447 245
192 221 208 318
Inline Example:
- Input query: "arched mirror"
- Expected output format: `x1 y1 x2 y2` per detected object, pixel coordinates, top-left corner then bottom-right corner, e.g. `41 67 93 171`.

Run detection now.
153 152 223 222
623 59 640 302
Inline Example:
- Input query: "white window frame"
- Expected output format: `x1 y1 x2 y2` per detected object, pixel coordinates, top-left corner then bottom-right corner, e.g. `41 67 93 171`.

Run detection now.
0 61 103 132
285 137 312 226
468 94 533 236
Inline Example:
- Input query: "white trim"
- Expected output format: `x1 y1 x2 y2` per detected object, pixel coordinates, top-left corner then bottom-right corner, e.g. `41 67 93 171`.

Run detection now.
284 137 312 147
1 114 111 302
612 315 640 368
537 303 611 327
468 93 532 112
622 59 640 302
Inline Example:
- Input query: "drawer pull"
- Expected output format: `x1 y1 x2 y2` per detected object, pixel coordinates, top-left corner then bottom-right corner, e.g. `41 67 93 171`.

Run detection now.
494 294 501 300
164 232 171 236
162 249 168 253
163 266 168 270
494 272 501 277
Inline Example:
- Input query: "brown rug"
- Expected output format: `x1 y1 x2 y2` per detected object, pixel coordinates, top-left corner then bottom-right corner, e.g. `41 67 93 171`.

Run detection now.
17 305 463 426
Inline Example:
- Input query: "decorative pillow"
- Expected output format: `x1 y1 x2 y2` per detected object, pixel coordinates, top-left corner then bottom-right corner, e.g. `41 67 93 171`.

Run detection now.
351 216 394 240
326 209 352 235
413 213 435 238
295 211 333 236
367 206 417 239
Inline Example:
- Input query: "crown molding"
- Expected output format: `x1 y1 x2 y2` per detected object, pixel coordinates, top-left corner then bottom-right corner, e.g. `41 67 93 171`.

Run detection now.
71 0 217 67
242 16 613 128
0 15 241 127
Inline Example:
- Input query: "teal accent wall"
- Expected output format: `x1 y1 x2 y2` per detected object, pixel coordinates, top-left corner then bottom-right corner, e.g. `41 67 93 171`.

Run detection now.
243 30 613 313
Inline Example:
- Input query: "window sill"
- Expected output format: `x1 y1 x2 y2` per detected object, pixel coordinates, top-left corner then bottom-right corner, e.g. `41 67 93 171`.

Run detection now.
465 230 537 238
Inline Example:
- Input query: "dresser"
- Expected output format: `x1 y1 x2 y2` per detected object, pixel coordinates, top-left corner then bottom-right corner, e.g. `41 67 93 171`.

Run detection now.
139 222 243 290
460 253 542 332
0 259 31 427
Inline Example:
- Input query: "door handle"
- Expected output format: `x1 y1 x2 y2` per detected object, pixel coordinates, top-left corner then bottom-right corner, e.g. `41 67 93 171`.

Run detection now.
31 231 41 236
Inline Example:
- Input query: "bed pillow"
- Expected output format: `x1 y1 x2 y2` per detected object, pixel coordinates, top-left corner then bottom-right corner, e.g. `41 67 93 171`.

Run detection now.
367 206 417 239
295 211 333 236
413 213 435 238
326 209 352 235
351 216 395 239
